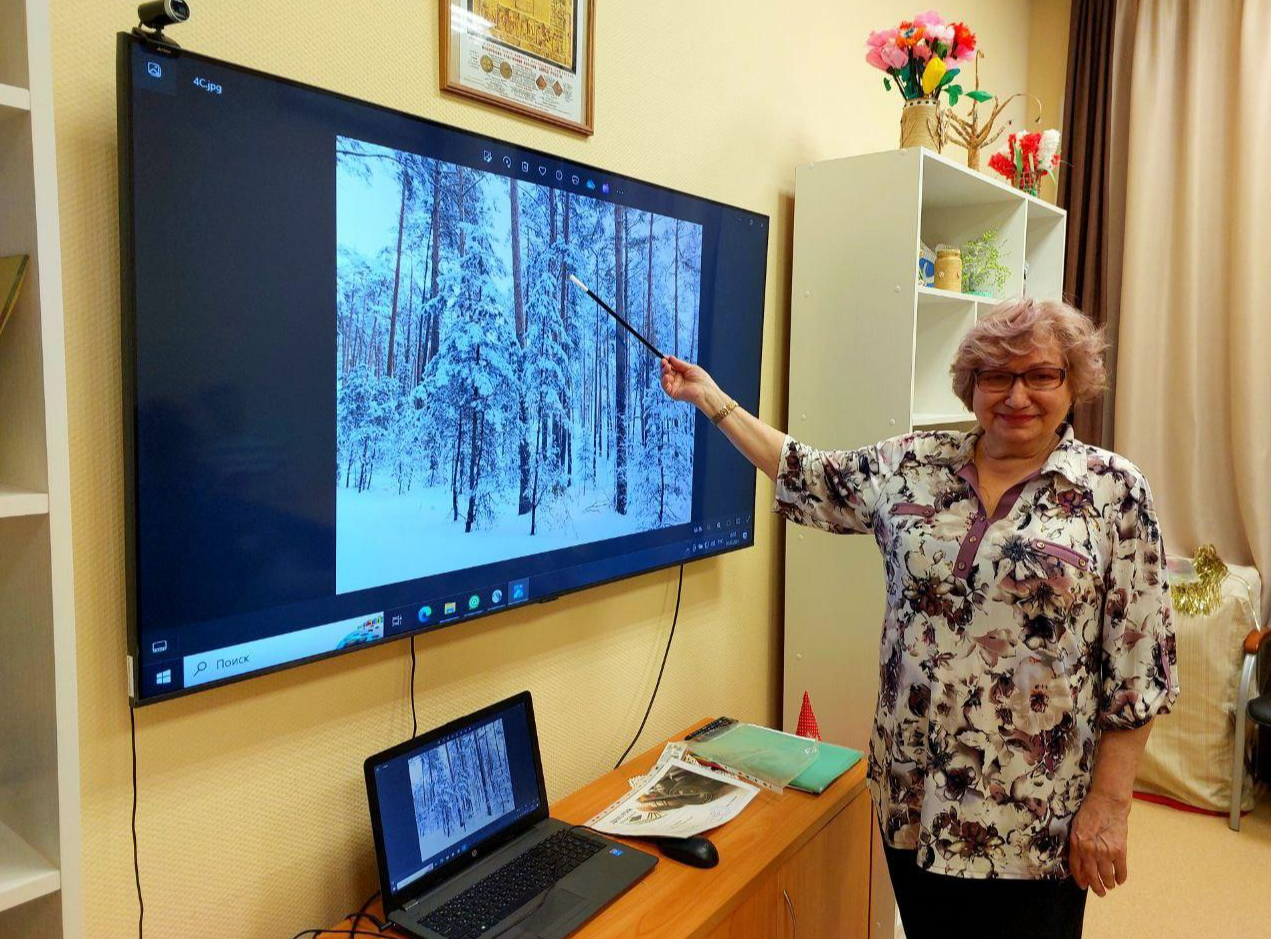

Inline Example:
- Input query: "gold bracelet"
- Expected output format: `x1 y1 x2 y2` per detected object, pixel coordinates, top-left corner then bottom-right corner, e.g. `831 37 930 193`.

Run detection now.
710 399 739 425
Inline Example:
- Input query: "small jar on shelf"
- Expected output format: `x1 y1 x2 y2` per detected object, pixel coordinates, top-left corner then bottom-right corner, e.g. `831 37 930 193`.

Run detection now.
934 247 962 292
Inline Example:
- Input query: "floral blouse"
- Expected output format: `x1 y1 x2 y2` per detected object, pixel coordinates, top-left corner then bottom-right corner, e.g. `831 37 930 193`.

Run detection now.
774 424 1179 880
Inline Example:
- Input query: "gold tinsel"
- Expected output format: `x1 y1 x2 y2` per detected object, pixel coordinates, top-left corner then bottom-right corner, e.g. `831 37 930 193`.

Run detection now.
1170 544 1229 617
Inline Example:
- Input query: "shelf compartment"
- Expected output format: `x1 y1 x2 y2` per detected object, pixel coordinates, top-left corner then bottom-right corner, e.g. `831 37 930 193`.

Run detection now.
913 300 975 424
1025 192 1066 221
0 819 59 914
920 149 1022 209
0 484 49 519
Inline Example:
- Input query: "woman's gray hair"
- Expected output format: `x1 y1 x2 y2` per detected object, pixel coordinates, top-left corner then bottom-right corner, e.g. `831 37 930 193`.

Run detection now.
950 298 1108 409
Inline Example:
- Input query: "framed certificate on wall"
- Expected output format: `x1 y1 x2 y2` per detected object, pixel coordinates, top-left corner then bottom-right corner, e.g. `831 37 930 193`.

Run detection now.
439 0 595 136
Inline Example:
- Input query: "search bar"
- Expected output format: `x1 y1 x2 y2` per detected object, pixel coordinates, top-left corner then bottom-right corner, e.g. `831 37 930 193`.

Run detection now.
183 611 385 687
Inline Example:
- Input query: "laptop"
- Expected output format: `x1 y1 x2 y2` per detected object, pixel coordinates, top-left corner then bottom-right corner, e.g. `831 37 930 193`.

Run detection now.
365 691 658 939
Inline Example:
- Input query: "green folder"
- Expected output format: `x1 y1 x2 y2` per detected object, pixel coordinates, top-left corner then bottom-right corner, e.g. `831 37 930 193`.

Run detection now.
788 741 863 794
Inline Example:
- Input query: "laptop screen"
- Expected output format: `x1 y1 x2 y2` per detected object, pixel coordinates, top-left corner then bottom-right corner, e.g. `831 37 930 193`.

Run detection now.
372 697 544 895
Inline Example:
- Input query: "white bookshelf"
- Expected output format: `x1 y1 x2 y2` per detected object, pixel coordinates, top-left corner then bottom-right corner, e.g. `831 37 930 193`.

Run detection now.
0 1 82 937
780 147 1065 939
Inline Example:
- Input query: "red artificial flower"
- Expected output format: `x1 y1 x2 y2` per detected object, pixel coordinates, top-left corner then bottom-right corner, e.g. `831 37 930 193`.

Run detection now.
951 22 976 53
988 151 1016 180
1020 132 1041 158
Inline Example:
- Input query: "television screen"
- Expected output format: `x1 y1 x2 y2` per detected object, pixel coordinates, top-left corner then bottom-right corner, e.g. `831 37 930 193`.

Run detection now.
119 34 768 704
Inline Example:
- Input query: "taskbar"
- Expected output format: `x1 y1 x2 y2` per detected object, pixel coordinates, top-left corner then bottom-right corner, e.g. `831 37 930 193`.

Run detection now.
134 513 753 701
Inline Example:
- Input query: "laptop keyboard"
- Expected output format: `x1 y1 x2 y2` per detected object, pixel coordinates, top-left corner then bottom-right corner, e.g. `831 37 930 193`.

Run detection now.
421 829 606 939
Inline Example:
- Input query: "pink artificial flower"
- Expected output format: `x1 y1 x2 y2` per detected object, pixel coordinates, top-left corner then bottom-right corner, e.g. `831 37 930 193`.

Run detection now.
951 43 974 62
883 42 909 69
866 28 900 48
913 41 932 60
866 47 888 70
926 23 955 46
914 10 945 27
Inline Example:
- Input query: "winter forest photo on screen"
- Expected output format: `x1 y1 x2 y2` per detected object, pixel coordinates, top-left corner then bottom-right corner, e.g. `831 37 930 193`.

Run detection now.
408 720 516 862
336 137 704 594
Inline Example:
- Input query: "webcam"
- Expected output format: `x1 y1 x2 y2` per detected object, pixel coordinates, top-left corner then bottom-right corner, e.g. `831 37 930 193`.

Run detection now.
135 1 190 47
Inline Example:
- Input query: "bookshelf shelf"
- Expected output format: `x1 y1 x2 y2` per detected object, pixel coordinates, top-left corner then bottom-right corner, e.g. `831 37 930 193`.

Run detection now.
0 820 59 913
0 82 31 113
0 2 81 937
783 147 1067 922
0 483 49 518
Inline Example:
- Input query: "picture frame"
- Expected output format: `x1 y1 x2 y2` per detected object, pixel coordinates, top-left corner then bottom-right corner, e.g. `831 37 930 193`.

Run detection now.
439 0 595 136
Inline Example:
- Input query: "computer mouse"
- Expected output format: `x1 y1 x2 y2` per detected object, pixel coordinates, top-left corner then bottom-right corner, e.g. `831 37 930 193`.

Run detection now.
649 835 719 868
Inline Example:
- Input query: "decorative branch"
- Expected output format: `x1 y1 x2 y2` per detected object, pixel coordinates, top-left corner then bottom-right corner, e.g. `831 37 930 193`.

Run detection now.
944 51 1042 171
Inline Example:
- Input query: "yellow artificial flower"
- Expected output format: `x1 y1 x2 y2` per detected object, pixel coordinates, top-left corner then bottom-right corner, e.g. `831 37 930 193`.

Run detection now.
921 56 947 96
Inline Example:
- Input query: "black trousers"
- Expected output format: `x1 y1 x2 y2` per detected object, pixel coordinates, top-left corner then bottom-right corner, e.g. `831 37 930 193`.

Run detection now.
884 843 1088 939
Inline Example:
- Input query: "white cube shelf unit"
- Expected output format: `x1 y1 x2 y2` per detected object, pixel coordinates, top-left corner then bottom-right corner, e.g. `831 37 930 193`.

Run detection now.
0 1 82 937
780 147 1065 939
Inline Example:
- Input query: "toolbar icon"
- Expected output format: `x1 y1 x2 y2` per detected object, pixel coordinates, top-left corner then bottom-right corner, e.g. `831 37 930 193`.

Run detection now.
503 156 512 168
571 174 579 185
482 150 492 163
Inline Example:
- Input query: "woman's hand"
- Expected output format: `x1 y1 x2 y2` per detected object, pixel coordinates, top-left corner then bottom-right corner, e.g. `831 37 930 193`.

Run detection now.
660 355 720 410
1068 790 1130 897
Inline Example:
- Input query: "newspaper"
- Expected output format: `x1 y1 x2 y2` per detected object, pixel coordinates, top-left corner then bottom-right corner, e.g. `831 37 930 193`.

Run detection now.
589 758 759 839
628 740 780 795
626 741 701 789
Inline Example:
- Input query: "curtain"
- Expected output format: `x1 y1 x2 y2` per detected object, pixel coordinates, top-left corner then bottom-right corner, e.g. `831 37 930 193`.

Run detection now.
1060 0 1135 448
1113 0 1271 625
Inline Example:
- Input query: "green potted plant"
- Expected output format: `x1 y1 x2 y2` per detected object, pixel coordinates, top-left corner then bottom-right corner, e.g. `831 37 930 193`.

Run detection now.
961 229 1010 296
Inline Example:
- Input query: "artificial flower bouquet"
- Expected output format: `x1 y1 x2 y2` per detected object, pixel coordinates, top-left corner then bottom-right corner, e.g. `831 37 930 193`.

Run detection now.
988 130 1061 195
865 11 979 104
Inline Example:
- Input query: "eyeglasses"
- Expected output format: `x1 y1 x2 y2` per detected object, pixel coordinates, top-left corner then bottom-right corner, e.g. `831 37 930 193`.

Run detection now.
974 366 1067 393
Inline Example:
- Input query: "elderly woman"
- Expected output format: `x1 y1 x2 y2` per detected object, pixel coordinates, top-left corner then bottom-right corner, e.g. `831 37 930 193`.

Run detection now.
660 298 1178 939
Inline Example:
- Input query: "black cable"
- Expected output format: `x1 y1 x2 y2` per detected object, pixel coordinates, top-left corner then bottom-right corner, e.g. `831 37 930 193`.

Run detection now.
345 890 386 936
130 703 144 939
409 634 418 739
614 563 684 770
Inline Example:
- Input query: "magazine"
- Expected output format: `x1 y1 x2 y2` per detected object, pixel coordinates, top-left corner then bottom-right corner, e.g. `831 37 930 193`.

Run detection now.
589 758 758 839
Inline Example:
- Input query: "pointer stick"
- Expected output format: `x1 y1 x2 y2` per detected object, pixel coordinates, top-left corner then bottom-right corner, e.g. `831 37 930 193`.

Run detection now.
569 273 666 362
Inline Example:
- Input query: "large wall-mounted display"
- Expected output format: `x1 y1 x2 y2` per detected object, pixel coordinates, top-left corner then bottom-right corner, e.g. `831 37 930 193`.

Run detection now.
118 33 768 704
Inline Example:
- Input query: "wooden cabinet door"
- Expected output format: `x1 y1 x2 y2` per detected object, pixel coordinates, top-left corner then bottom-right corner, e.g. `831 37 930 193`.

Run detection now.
777 792 872 939
703 872 781 939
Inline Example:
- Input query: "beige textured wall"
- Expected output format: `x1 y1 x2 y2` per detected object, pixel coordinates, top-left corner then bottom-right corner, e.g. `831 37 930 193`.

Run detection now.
49 2 1044 936
1027 0 1073 204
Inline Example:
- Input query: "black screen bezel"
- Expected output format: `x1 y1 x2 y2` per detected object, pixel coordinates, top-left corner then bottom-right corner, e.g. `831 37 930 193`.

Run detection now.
118 32 769 705
363 691 549 913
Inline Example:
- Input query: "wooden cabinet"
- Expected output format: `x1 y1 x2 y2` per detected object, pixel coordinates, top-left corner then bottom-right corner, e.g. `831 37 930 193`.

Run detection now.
702 788 872 939
334 720 874 939
703 873 780 939
778 792 871 939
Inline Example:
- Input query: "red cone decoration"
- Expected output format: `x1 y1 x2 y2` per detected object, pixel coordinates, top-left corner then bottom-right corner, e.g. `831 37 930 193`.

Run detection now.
795 691 821 741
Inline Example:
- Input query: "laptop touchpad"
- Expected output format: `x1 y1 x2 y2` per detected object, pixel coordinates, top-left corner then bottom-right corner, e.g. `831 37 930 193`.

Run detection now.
514 889 588 936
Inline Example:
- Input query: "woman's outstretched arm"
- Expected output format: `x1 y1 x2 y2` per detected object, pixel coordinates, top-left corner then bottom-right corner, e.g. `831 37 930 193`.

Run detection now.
659 355 786 482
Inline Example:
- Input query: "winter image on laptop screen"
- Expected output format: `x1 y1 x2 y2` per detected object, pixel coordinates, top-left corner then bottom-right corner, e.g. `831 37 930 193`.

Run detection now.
335 137 703 595
409 718 517 864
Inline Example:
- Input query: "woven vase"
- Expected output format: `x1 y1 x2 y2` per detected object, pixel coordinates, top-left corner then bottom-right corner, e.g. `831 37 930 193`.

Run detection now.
900 98 942 151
